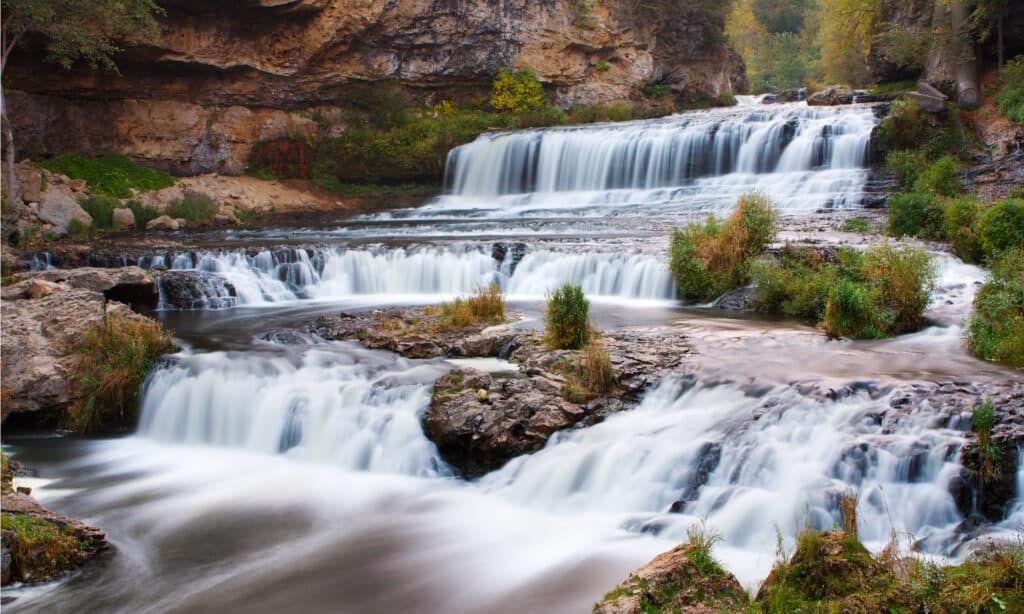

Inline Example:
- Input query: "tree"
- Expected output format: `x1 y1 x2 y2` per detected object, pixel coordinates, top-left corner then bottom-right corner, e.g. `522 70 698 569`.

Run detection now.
1 0 164 205
752 0 809 34
968 0 1009 72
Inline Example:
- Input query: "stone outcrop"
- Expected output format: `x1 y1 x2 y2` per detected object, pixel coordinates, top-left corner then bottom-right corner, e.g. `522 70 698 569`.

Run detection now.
1 267 159 417
156 270 238 310
111 208 136 230
2 163 94 242
316 308 693 477
6 0 745 175
593 544 749 614
1 456 108 585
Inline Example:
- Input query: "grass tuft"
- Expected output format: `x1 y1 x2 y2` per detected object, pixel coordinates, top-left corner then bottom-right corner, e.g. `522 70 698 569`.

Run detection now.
66 314 175 433
166 191 218 225
544 283 591 350
36 153 175 198
430 283 506 332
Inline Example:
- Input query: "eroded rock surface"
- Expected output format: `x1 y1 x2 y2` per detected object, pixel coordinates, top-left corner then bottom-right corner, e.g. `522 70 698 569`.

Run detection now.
1 267 159 417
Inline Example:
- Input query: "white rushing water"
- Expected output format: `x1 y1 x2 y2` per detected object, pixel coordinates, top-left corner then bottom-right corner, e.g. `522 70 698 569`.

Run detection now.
128 344 1006 594
437 102 877 213
150 245 676 308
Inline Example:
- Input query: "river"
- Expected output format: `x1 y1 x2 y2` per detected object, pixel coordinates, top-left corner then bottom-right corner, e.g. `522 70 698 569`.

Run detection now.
4 101 1021 613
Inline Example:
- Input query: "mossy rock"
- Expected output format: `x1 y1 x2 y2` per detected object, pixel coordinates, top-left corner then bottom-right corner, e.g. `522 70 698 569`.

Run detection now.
594 544 748 614
756 531 918 613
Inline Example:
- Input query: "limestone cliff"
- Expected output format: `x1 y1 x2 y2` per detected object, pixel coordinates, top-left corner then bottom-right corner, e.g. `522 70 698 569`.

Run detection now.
6 0 745 176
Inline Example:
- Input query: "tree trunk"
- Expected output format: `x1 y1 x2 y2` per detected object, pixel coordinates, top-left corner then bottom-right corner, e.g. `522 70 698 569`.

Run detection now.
1 88 18 207
951 2 979 109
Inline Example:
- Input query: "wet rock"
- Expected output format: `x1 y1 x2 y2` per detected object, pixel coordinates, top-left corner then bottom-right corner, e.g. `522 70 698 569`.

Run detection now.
594 543 749 614
491 242 527 273
1 267 159 416
259 329 310 345
146 215 180 231
156 271 237 310
711 286 756 312
807 85 854 106
424 368 590 478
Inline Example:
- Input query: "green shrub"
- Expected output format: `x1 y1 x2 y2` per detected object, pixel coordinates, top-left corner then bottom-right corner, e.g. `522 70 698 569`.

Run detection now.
966 247 1024 367
823 278 892 339
491 67 548 114
913 156 960 197
875 97 928 152
669 193 778 302
756 245 934 339
753 247 839 320
885 150 928 192
66 218 92 241
127 201 161 230
545 283 590 350
166 191 218 225
840 217 873 233
980 198 1024 257
995 55 1024 124
36 153 175 198
860 244 935 333
79 195 121 229
887 192 945 240
943 197 984 263
596 59 610 72
515 106 565 128
67 314 175 433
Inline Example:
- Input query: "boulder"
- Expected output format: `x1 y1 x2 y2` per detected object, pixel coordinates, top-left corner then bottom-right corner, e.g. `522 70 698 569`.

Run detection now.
213 212 239 225
807 85 854 106
146 215 180 231
112 207 136 230
594 544 749 614
36 188 92 230
14 164 43 203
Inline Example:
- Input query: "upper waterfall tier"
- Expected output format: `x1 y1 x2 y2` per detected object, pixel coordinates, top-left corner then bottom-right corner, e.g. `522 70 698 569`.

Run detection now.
439 102 878 213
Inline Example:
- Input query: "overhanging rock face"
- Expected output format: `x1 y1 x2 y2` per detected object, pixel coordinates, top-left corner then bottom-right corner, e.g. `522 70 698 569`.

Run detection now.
5 0 745 175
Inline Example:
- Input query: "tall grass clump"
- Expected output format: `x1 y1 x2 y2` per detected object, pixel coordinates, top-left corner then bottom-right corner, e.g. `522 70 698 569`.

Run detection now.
545 283 590 350
166 191 218 225
433 283 506 331
971 398 1003 484
36 153 175 198
79 195 120 229
560 337 617 403
685 519 725 578
966 247 1024 367
980 198 1024 257
669 193 777 302
887 192 945 239
66 314 175 433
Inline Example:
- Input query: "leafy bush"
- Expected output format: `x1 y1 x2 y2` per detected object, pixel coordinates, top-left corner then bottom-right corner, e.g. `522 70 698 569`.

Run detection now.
491 67 548 114
966 247 1024 367
755 244 934 339
36 153 175 198
913 156 960 197
80 195 120 229
971 398 1003 484
887 192 945 240
127 201 161 230
980 198 1024 257
885 150 928 192
545 283 590 350
166 192 218 225
943 197 984 263
669 193 778 302
995 55 1024 125
874 98 928 152
66 314 175 433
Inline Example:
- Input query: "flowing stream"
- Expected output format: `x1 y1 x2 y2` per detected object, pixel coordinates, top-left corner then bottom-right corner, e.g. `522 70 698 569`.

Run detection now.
5 101 1020 613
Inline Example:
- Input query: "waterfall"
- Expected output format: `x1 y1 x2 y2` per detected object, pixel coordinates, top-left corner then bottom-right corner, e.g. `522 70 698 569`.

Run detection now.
148 245 676 309
137 345 451 477
437 102 878 213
